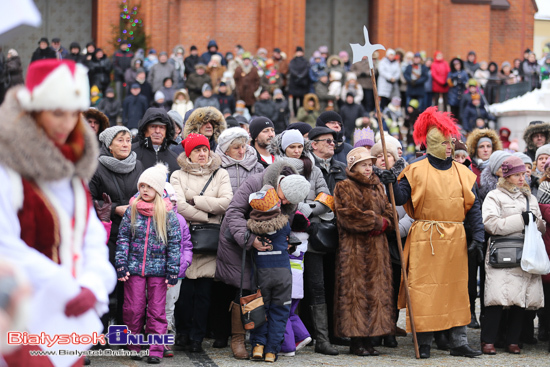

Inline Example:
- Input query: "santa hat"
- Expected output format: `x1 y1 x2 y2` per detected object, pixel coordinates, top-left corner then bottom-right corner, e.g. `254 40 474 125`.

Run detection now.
17 59 90 111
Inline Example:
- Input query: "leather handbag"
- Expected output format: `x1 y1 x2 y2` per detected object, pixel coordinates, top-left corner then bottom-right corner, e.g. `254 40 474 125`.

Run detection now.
239 232 267 330
488 196 528 268
308 219 339 253
190 169 220 253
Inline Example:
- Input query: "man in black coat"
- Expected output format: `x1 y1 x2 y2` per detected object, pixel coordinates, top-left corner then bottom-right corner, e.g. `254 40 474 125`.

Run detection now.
315 111 353 164
65 42 85 64
132 107 179 174
122 84 148 129
184 45 201 77
112 40 135 101
309 127 347 193
288 47 310 115
30 37 56 63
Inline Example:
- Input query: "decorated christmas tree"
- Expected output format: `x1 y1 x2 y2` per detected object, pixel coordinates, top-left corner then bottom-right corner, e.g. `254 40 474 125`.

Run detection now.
111 0 148 51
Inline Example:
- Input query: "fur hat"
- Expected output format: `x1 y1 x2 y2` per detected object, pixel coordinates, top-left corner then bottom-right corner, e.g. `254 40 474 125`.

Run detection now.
466 128 502 158
523 121 550 152
183 106 227 142
99 126 131 148
501 156 526 178
371 141 398 162
354 127 375 148
82 108 109 135
17 59 90 111
183 133 210 157
217 127 249 153
536 144 550 162
278 175 310 204
346 147 377 170
138 163 168 196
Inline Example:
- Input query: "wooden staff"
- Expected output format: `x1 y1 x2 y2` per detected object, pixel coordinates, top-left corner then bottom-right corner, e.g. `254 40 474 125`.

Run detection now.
370 70 420 359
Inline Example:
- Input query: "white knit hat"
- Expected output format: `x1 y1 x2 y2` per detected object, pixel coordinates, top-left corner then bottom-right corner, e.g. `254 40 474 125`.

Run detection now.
17 59 90 111
278 175 310 204
281 129 304 152
217 127 250 153
536 144 550 162
137 163 168 196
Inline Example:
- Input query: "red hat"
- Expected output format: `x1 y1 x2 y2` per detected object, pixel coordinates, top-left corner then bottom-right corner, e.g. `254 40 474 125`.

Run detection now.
183 133 210 157
17 59 90 111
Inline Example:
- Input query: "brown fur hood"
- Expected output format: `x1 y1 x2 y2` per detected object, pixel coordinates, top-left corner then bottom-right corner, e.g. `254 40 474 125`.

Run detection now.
0 87 98 181
183 106 227 143
176 150 222 175
247 213 289 235
303 93 320 111
466 128 502 158
83 108 109 136
523 122 550 152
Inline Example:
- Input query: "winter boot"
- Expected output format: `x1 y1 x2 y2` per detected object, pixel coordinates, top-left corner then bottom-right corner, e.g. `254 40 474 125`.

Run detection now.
310 304 339 355
230 302 249 359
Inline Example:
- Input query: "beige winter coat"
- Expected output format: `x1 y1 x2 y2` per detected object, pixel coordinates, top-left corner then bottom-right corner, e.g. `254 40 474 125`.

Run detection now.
170 152 233 279
482 178 546 309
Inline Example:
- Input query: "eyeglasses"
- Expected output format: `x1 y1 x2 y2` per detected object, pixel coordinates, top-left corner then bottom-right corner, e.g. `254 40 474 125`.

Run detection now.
314 138 335 145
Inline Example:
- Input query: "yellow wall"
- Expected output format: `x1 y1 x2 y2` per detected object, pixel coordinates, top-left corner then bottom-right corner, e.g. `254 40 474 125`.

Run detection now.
534 19 550 57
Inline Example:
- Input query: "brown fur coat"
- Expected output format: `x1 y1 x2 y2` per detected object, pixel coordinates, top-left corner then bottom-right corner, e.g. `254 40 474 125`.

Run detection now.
333 168 395 337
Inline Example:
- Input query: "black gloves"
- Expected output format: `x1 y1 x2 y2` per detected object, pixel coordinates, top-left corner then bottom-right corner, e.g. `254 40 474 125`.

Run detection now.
116 265 129 279
531 176 539 187
522 211 533 225
166 274 179 286
379 170 397 185
468 240 484 265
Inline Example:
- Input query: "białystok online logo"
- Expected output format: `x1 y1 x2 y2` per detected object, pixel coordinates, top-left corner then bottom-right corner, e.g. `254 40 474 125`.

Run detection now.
8 326 174 347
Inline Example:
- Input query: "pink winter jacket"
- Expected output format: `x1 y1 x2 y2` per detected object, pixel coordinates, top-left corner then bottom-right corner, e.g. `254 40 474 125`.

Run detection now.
175 211 193 278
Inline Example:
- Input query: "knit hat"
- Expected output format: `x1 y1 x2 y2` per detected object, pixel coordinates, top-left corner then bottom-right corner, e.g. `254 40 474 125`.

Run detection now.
319 46 329 54
286 122 312 136
353 127 375 148
471 93 481 101
273 88 283 97
513 152 533 167
313 51 322 59
217 127 249 153
137 163 169 196
371 141 398 162
154 90 165 101
168 110 184 131
467 79 478 87
242 52 252 60
477 137 492 148
488 150 512 176
375 133 403 150
454 140 468 155
17 59 90 111
409 99 420 109
225 116 240 128
501 156 526 178
296 46 304 53
346 147 377 170
339 51 348 59
278 175 310 204
183 133 210 157
202 83 212 93
99 126 131 148
249 116 275 140
316 111 342 128
536 144 550 162
308 126 336 141
281 129 304 152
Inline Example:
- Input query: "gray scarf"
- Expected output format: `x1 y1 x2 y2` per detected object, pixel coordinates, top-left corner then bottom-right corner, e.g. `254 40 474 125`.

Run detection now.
98 151 137 174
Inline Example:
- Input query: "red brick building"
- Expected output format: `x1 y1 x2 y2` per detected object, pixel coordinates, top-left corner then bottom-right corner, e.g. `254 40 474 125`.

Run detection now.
94 0 537 66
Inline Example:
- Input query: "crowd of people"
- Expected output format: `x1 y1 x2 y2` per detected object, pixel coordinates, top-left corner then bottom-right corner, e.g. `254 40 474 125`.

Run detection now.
1 37 550 367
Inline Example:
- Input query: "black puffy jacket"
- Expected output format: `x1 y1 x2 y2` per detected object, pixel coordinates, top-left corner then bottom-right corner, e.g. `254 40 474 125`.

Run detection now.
131 107 179 173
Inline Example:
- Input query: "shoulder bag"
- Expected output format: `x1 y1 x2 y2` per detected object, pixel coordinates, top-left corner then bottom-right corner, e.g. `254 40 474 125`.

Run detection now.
488 196 528 268
239 232 267 330
190 169 221 253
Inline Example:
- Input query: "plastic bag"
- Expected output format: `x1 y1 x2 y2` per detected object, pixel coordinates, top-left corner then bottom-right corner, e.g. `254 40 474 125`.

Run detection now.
521 213 550 275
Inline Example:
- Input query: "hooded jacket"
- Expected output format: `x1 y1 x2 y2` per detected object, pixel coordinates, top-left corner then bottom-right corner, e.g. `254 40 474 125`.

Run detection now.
466 128 502 184
431 52 450 94
30 46 56 62
170 151 233 279
171 89 194 117
377 56 401 98
288 55 310 97
124 57 144 86
523 122 550 161
183 106 227 152
132 108 179 173
447 58 469 107
98 89 122 126
88 50 113 92
215 160 299 290
296 93 320 128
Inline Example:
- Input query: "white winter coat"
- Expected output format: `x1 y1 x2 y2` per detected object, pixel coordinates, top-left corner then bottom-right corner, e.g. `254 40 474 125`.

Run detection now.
482 179 546 309
377 57 401 98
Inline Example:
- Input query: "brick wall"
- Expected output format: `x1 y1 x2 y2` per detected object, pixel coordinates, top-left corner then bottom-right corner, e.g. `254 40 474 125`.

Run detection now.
96 0 534 67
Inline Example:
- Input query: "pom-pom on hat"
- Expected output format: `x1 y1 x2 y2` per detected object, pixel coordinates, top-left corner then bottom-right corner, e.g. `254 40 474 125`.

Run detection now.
137 163 168 196
353 127 375 148
183 133 210 157
501 156 526 178
17 59 90 111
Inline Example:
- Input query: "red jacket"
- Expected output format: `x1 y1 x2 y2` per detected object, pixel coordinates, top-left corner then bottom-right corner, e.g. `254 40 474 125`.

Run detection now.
431 52 450 94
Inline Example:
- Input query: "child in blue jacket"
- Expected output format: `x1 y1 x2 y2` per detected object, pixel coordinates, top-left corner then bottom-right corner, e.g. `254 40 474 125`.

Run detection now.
116 164 181 363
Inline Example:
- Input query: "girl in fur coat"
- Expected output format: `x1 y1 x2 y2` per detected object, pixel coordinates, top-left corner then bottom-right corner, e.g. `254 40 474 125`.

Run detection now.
116 164 181 363
334 147 395 356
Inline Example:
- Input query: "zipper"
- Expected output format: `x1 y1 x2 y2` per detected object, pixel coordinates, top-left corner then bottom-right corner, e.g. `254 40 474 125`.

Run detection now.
237 165 241 188
142 217 151 276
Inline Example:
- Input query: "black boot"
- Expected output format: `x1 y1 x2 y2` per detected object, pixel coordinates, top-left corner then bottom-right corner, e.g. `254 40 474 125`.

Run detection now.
350 337 369 356
468 312 480 329
310 304 339 355
370 336 382 347
419 344 430 359
383 335 398 348
450 344 482 358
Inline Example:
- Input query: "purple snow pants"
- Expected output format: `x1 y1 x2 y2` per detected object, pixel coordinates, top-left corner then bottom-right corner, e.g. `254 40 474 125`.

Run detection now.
280 299 311 353
123 276 168 358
